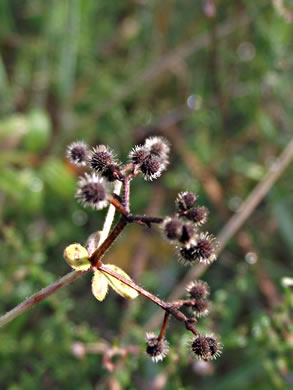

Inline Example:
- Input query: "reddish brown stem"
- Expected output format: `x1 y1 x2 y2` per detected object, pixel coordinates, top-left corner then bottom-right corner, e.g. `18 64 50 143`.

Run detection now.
0 270 85 327
106 195 164 227
98 263 168 310
122 176 131 214
158 312 170 341
185 319 199 336
172 299 195 308
107 194 129 217
90 217 127 267
127 215 164 225
98 263 197 335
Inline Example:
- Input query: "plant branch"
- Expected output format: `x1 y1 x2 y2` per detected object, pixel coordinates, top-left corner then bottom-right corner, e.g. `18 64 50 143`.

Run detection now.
0 202 125 328
0 270 84 327
89 217 128 267
158 312 170 341
99 263 168 310
108 194 128 217
146 137 293 330
98 263 198 335
122 176 131 214
107 193 164 227
107 196 163 227
3 137 293 330
127 215 164 226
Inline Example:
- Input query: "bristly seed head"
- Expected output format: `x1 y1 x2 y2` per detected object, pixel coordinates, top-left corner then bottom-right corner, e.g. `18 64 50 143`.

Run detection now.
145 332 169 363
178 233 217 265
88 145 116 173
176 192 197 212
101 164 122 182
191 335 211 361
140 155 167 181
205 336 222 359
180 224 195 244
144 136 170 159
76 173 108 210
66 141 89 166
178 242 198 265
186 280 210 300
191 335 222 361
191 299 211 318
162 217 183 241
162 217 195 244
186 206 209 226
129 145 149 165
129 137 169 180
194 233 217 264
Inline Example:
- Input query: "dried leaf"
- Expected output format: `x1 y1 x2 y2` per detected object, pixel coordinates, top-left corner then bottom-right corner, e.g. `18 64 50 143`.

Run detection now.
92 270 109 301
63 243 91 271
102 264 139 300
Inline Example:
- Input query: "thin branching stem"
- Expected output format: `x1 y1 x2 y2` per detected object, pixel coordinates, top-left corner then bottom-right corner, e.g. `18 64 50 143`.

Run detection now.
127 215 163 225
0 214 127 328
146 136 293 330
98 263 198 335
90 217 128 267
0 270 84 327
122 176 131 214
158 313 170 341
108 194 128 217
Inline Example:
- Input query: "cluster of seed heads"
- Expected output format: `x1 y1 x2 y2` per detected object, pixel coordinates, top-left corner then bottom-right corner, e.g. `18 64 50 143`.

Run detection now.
186 280 211 318
162 192 217 265
67 137 170 210
144 278 222 362
66 137 222 363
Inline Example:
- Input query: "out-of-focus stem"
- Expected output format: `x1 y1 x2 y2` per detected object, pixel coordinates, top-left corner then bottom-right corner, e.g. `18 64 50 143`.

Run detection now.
0 208 126 328
0 270 84 327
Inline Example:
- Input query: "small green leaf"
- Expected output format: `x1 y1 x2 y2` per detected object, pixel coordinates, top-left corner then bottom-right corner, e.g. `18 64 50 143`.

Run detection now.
63 243 91 271
91 270 109 301
102 264 139 300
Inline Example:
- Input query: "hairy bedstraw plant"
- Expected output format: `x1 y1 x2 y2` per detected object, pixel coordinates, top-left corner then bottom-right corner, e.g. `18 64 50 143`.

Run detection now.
64 136 222 363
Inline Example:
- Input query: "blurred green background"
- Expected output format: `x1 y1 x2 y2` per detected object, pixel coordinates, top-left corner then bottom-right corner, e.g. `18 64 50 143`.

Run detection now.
0 1 293 389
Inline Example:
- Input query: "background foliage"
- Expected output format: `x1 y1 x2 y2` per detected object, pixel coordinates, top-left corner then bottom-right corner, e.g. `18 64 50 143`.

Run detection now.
0 1 293 389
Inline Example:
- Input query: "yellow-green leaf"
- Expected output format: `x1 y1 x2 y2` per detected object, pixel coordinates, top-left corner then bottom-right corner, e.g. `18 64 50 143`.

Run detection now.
63 243 91 271
92 270 109 301
102 264 139 300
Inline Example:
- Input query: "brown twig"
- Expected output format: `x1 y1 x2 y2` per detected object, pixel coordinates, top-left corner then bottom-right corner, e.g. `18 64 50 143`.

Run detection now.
90 217 128 267
126 215 164 226
122 176 131 214
0 270 84 327
158 312 170 341
107 194 129 217
98 263 198 335
0 214 127 328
